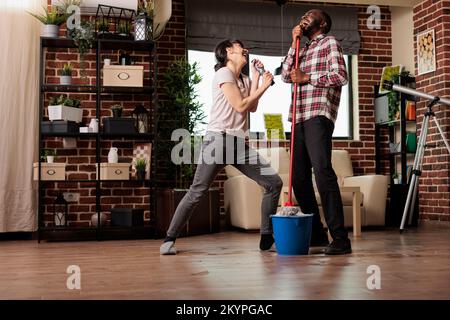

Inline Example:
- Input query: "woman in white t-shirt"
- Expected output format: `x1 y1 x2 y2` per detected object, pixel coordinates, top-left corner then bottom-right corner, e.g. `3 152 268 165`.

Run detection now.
160 39 282 255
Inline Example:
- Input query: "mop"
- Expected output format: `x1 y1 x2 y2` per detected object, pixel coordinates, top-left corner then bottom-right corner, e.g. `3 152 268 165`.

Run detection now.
278 36 303 216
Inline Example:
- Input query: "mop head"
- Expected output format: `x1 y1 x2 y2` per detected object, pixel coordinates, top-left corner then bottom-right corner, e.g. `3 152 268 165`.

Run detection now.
277 206 302 216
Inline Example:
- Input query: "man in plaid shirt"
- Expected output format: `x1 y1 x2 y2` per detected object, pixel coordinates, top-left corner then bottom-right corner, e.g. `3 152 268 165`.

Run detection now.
282 9 351 255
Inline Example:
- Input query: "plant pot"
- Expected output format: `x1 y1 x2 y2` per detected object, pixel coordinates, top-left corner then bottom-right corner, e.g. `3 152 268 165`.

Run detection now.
90 213 108 227
104 59 111 66
60 76 72 85
112 109 122 118
46 156 54 163
156 188 220 238
393 178 399 184
136 170 146 180
42 24 59 38
48 105 83 123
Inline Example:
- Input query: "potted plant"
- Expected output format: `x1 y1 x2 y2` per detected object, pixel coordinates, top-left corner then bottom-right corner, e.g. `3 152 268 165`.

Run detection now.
159 57 205 188
135 158 147 180
111 104 123 118
392 173 400 184
28 5 66 38
60 63 73 85
41 149 57 163
117 20 130 37
48 95 83 123
98 18 109 35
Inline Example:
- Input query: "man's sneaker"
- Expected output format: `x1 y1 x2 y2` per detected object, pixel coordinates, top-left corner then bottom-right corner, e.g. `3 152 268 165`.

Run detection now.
310 231 329 247
324 238 352 255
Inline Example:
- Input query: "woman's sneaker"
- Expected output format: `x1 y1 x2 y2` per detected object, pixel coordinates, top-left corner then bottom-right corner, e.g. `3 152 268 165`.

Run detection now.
160 241 177 255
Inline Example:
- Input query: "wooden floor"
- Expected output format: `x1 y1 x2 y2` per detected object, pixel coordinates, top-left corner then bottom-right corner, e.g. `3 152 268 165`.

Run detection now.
0 221 449 300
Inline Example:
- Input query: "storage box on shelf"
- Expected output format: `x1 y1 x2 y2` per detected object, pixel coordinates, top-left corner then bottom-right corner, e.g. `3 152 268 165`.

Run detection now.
103 65 144 87
42 120 80 134
103 117 136 134
97 163 130 180
33 163 66 181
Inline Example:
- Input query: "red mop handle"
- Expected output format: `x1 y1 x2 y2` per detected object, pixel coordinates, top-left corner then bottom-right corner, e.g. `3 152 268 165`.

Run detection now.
285 37 301 207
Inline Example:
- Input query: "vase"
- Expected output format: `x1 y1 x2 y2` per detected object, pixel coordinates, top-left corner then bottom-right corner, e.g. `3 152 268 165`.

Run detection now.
90 213 108 227
89 118 99 133
108 147 119 163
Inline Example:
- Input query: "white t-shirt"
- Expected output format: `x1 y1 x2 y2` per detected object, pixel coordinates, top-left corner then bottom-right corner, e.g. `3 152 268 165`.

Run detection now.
206 67 251 137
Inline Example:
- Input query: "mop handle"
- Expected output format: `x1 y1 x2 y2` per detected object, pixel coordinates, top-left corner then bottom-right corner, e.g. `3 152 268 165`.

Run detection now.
285 37 301 206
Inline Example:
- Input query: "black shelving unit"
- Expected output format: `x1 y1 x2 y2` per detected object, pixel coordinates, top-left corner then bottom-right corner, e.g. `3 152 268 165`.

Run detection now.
37 37 158 241
375 74 417 184
375 74 418 227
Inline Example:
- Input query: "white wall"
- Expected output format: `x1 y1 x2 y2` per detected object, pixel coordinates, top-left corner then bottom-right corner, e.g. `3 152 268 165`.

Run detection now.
390 6 415 74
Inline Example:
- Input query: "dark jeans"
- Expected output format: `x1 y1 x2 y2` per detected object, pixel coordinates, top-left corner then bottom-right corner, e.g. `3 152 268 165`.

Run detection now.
292 116 348 240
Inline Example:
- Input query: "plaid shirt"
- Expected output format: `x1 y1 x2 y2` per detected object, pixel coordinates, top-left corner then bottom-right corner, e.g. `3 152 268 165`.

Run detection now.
281 34 348 124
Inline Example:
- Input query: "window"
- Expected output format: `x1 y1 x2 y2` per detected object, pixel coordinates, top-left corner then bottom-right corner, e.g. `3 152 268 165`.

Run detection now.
188 50 354 139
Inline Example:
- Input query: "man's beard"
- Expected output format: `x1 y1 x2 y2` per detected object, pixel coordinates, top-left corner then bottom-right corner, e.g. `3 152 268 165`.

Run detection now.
302 19 321 37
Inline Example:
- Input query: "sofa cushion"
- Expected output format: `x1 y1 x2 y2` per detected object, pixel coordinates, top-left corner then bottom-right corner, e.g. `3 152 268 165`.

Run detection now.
331 150 354 185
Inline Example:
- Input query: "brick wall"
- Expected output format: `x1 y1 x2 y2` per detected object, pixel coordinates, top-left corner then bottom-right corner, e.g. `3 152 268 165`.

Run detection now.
413 0 450 221
42 0 186 227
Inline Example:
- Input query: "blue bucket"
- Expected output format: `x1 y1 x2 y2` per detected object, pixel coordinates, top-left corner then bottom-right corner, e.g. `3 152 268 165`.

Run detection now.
271 214 313 255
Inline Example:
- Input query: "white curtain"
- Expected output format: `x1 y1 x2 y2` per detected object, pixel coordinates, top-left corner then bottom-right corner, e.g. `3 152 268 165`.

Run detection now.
0 0 44 232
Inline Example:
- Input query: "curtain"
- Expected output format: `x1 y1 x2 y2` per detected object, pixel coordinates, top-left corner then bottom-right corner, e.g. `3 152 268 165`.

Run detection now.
185 0 360 56
0 0 43 232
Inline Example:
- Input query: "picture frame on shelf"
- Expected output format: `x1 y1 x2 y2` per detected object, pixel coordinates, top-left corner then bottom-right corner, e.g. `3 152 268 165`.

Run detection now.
379 65 404 95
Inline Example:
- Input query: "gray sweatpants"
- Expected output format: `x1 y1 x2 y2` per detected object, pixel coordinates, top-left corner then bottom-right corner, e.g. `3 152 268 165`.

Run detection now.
166 132 283 238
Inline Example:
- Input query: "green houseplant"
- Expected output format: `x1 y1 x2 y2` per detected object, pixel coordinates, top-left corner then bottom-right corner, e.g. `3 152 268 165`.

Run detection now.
28 5 66 38
158 57 205 188
41 149 57 163
60 62 73 85
48 95 82 122
118 20 131 36
98 18 109 34
387 70 411 123
111 104 123 118
135 158 147 180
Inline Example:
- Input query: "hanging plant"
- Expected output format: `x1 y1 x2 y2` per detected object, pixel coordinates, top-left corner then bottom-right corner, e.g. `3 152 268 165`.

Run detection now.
72 20 95 79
